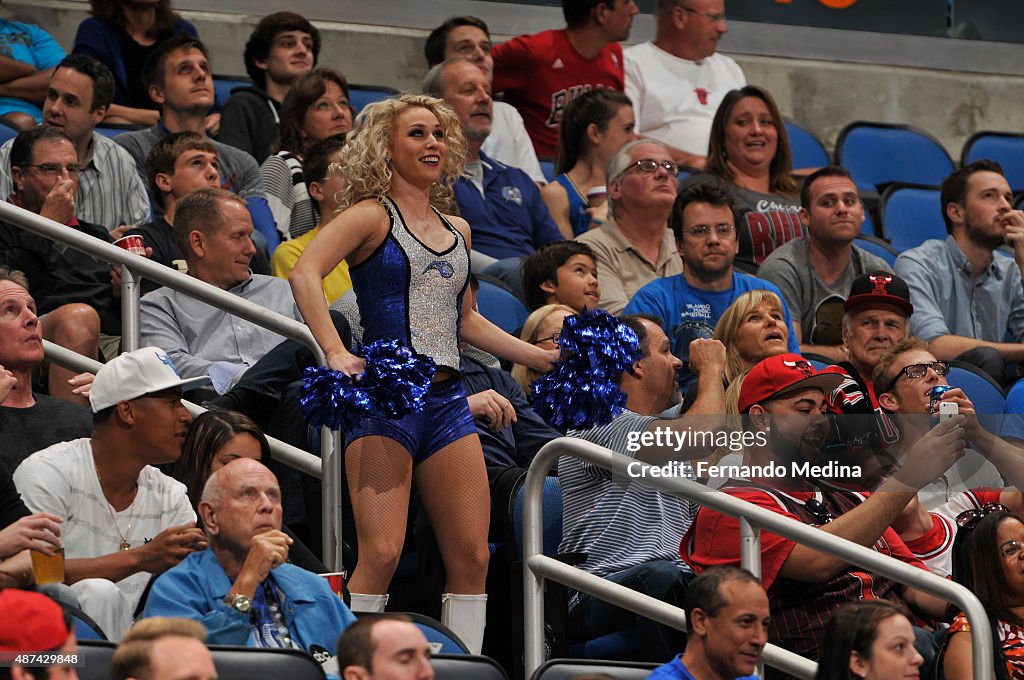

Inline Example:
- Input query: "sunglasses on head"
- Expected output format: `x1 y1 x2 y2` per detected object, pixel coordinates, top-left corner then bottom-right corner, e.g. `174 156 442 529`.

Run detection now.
955 502 1009 530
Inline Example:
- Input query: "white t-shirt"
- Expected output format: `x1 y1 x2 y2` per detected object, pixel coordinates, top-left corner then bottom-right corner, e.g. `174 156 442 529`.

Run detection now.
483 101 547 184
13 438 196 609
624 42 746 156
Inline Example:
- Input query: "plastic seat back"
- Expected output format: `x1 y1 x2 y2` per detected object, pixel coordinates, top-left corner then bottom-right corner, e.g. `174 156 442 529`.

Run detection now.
836 122 954 192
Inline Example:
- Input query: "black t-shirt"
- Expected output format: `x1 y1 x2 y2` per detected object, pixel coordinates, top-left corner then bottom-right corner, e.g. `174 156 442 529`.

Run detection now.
119 30 160 111
0 395 92 474
0 459 29 530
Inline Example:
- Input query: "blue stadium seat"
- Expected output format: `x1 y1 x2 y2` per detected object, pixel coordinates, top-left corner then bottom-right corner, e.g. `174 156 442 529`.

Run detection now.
348 84 399 116
209 645 326 680
476 277 529 335
77 640 116 680
878 183 946 253
962 131 1024 191
96 123 142 139
947 363 1005 431
853 235 899 267
530 659 658 680
835 122 955 193
403 612 470 654
786 118 830 170
431 653 509 680
1000 379 1024 442
512 476 563 559
0 121 18 146
213 75 251 109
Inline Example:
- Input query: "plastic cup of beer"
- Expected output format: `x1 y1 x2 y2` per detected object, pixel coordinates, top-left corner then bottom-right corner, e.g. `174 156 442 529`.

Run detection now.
31 545 65 585
113 234 146 256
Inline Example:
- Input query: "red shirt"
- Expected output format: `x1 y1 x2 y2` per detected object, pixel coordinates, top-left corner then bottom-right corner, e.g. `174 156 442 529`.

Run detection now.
492 29 624 157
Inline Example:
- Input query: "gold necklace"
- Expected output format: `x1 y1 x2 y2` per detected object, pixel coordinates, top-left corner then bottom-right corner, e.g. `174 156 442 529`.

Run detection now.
95 465 138 551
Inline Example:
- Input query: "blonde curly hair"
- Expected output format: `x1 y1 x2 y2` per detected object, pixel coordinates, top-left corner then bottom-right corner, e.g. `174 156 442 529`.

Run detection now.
338 93 467 213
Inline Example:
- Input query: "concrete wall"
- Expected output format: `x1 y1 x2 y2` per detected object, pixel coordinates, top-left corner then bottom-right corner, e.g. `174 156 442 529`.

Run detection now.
11 0 1024 161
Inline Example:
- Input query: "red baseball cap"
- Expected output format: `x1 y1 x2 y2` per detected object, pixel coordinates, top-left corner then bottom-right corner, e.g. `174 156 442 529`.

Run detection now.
0 589 70 653
738 354 845 414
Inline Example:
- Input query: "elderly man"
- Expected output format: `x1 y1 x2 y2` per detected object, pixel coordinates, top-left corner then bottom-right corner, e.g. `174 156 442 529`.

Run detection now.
759 166 892 362
13 347 208 641
625 0 743 170
424 57 561 274
336 614 435 680
0 54 149 233
144 458 356 660
645 567 768 680
111 618 216 680
623 181 798 388
895 160 1024 387
424 16 544 184
577 138 683 314
492 0 638 157
0 589 79 680
562 314 727 659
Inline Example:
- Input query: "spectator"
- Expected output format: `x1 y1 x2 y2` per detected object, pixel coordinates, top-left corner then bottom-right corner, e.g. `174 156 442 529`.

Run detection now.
714 290 790 388
521 240 600 312
681 86 802 271
0 127 119 406
626 0 744 170
895 159 1024 388
73 0 199 129
511 303 576 394
288 94 557 651
562 314 726 660
219 12 320 164
0 54 150 234
815 601 923 680
682 353 961 661
492 0 639 157
0 589 78 678
873 337 1005 508
336 614 435 680
261 68 352 241
424 57 562 282
944 507 1024 679
170 409 326 573
270 134 351 303
13 347 208 640
0 17 65 130
424 16 545 184
758 166 892 362
576 138 683 314
623 181 799 390
144 459 355 659
541 89 637 238
0 267 92 472
645 567 768 680
114 35 279 252
110 617 216 680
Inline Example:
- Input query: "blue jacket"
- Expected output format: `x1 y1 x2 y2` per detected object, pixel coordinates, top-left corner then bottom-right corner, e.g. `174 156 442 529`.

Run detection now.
453 152 562 260
143 548 355 651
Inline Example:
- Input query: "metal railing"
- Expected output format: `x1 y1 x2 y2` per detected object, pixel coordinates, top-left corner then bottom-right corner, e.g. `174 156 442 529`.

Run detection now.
522 437 995 679
0 202 344 570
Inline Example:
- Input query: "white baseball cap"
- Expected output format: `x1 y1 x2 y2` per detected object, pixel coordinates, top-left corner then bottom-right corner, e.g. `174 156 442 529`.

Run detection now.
89 347 211 413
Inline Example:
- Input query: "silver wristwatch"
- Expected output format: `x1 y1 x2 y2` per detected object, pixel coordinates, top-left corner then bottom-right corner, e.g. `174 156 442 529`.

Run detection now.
226 593 252 614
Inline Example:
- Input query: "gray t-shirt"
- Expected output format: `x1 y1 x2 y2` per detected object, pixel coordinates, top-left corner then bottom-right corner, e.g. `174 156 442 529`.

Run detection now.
758 238 892 345
0 394 92 473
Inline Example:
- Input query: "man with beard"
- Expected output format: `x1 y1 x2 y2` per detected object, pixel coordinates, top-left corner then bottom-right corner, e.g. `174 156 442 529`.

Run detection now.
895 160 1024 387
623 181 798 390
681 353 965 664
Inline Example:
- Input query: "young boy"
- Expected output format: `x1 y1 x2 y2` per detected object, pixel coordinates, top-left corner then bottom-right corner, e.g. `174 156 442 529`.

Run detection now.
521 240 600 312
270 134 351 302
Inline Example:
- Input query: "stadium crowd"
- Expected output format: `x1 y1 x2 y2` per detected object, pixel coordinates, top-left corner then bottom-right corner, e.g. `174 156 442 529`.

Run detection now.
1 1 1024 679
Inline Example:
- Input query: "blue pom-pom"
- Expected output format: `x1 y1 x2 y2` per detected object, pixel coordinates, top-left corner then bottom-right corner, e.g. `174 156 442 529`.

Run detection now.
299 340 436 431
529 309 640 430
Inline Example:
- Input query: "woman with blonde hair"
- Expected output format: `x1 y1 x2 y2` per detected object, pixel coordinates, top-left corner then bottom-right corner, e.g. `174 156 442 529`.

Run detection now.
289 93 556 652
512 303 576 394
714 289 791 386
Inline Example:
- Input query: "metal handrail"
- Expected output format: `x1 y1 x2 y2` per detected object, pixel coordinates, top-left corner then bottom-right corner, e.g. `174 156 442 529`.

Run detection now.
1 202 344 569
522 437 994 679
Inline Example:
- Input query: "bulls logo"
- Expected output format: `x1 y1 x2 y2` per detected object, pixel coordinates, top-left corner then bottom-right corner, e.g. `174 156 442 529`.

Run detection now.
695 88 709 106
869 272 893 296
424 260 455 278
783 359 814 377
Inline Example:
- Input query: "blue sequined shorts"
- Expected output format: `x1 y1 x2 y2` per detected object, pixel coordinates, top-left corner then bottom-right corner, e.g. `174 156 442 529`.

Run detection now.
346 376 476 465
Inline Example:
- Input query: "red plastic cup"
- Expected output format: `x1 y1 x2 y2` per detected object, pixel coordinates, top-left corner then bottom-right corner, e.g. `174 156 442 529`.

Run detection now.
320 571 345 598
113 234 146 256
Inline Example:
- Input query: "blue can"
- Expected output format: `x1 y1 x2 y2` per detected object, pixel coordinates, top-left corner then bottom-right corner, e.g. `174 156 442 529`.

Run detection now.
929 384 955 412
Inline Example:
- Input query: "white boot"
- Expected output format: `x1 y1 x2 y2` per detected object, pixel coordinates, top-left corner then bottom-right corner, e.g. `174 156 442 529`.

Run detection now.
349 592 389 613
441 593 487 655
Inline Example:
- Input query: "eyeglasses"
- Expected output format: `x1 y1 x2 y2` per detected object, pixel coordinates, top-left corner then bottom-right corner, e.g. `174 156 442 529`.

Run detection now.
625 159 679 178
680 5 727 23
804 498 834 525
533 331 561 346
1000 540 1024 560
955 502 1009 530
881 361 950 394
684 224 736 238
22 163 81 177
